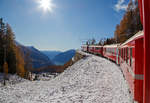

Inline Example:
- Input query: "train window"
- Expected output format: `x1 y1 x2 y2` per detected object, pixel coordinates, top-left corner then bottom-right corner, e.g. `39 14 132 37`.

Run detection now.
121 49 123 58
125 48 126 62
122 49 123 59
126 48 128 63
125 48 126 61
114 48 115 55
123 48 124 61
124 48 126 61
95 47 99 50
124 48 125 61
122 48 124 60
119 49 120 57
128 48 130 65
130 48 132 67
113 48 114 54
113 48 115 55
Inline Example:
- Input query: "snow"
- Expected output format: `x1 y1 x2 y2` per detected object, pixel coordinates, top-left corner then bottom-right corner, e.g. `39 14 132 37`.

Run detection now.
0 51 133 103
0 73 28 87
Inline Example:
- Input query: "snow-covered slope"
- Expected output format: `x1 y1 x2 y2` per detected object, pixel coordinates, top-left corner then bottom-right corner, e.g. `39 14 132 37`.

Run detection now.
0 73 28 87
0 51 132 103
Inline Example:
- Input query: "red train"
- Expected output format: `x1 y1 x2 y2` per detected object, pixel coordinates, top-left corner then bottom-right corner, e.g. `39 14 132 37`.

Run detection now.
81 31 144 103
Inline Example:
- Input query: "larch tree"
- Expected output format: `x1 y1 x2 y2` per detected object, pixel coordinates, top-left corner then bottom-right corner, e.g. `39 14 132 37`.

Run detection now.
114 0 143 43
5 23 17 74
0 18 26 77
0 18 5 72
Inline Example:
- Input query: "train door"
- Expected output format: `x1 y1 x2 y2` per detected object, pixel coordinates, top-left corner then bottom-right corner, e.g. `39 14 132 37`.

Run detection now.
116 48 119 64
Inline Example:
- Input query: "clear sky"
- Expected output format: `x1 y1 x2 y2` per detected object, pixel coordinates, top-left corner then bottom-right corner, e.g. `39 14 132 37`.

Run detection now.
0 0 129 51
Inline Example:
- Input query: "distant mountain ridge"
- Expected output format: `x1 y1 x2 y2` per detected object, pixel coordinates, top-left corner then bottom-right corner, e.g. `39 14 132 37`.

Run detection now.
16 41 76 69
41 51 62 60
17 44 54 69
52 49 76 65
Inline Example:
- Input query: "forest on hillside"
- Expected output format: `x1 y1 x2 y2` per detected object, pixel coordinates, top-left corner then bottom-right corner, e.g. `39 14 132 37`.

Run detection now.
0 18 30 80
114 0 143 43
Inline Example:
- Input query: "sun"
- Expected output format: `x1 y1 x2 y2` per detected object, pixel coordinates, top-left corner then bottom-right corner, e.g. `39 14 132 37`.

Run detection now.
37 0 55 13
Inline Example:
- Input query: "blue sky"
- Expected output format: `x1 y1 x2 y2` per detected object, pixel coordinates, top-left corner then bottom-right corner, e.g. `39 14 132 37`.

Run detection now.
0 0 129 51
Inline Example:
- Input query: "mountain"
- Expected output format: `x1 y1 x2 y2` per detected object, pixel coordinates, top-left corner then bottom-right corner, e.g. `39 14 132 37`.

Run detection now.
52 49 76 65
18 44 54 69
41 51 62 60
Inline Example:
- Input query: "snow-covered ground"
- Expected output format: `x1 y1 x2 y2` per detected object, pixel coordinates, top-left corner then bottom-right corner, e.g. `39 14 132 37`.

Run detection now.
0 73 28 87
0 51 133 103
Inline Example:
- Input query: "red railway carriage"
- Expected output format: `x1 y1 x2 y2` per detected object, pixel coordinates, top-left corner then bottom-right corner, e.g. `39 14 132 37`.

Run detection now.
89 45 103 56
88 45 95 53
119 31 144 103
88 45 94 53
93 45 103 56
81 31 144 103
88 45 97 54
81 45 88 52
103 44 120 64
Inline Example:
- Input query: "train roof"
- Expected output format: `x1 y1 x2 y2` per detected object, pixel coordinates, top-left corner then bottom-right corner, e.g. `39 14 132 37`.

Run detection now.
81 45 88 47
121 31 144 46
89 45 103 47
103 44 120 48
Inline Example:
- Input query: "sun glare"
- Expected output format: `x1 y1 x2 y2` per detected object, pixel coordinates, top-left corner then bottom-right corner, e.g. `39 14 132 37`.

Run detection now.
37 0 55 13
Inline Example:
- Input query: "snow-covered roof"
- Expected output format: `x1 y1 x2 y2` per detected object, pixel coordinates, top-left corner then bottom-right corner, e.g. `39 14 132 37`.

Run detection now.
121 31 144 46
81 45 88 47
103 44 120 48
89 45 103 47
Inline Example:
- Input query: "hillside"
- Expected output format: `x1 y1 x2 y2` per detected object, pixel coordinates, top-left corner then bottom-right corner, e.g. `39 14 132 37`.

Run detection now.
52 49 76 65
18 44 54 69
0 51 132 103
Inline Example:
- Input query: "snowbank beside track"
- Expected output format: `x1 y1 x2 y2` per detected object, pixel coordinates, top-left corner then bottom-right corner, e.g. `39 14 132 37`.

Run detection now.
0 51 133 103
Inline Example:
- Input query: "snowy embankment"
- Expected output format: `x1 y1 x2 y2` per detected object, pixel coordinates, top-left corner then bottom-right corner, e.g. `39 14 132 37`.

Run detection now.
0 51 132 103
0 73 28 87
